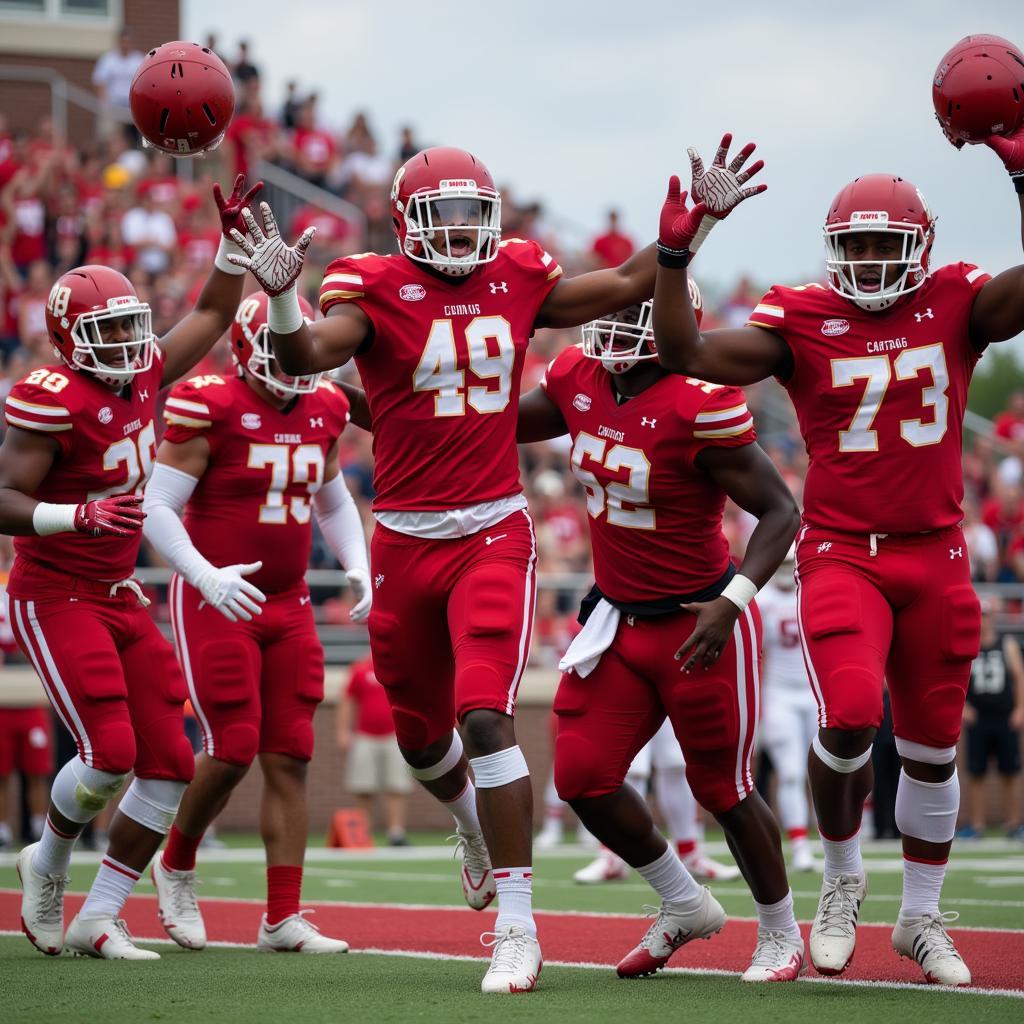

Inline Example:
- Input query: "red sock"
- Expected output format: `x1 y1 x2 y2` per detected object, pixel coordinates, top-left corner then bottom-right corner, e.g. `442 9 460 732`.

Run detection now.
676 839 697 858
788 827 808 842
163 825 203 872
266 865 303 925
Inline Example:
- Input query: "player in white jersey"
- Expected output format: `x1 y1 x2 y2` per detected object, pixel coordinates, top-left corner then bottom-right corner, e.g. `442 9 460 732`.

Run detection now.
757 548 819 872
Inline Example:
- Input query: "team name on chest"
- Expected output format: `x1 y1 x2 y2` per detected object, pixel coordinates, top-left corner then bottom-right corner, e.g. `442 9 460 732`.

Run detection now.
443 303 482 316
865 336 908 353
273 433 303 444
122 417 142 436
598 425 626 442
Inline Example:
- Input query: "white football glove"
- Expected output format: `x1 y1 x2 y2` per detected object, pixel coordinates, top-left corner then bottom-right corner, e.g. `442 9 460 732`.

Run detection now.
346 568 372 623
227 202 316 296
195 561 267 622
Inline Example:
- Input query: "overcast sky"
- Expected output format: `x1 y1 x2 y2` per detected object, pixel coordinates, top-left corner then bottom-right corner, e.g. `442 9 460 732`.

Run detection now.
186 1 1023 292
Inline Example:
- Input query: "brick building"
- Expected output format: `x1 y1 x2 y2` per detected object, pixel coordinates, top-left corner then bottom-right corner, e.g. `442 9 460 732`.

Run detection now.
0 0 180 148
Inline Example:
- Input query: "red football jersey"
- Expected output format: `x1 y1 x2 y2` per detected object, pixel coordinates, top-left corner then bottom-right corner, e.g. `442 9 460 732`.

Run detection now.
4 355 164 585
162 373 350 593
541 345 755 603
319 239 563 511
747 263 990 534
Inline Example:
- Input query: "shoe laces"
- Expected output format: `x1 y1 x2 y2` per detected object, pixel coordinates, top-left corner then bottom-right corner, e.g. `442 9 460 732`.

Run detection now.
817 875 861 936
480 926 533 971
913 912 963 963
286 909 324 938
111 918 139 948
37 873 68 925
164 868 201 919
749 929 793 967
451 831 491 875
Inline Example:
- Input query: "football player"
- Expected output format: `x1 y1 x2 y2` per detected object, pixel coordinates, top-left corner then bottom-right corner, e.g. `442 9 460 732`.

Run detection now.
142 291 369 954
650 126 1024 985
757 547 819 872
227 142 760 992
0 175 261 959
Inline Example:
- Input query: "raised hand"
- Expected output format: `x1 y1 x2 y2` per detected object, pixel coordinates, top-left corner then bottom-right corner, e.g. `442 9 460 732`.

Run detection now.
985 124 1024 190
74 494 145 538
688 133 766 218
195 560 267 622
346 568 372 623
227 202 316 296
658 175 708 262
213 173 264 239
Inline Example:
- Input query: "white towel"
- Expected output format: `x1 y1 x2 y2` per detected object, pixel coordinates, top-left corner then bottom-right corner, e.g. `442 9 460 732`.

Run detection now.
558 599 621 678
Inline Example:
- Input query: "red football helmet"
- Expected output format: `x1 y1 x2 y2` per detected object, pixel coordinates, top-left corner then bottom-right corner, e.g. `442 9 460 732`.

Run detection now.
933 34 1024 148
129 41 235 157
44 265 155 387
390 147 501 276
231 292 319 399
581 278 704 375
823 174 935 312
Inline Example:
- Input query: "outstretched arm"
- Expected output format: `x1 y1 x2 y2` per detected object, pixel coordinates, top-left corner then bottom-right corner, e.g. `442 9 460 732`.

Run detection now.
517 385 568 443
160 175 262 386
969 126 1024 346
228 203 371 374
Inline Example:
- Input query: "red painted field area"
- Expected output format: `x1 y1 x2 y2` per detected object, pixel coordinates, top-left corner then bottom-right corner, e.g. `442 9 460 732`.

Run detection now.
2 890 1022 994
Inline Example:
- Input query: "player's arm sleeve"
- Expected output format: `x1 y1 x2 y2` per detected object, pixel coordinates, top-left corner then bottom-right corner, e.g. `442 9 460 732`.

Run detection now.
745 285 787 332
4 383 74 458
312 472 369 575
142 462 220 585
162 381 215 441
319 256 377 323
689 386 756 465
503 239 563 318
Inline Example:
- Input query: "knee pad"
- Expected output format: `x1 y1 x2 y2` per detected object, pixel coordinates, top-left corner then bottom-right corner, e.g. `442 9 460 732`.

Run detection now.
216 721 260 767
939 586 981 662
51 757 126 824
668 680 736 752
894 737 957 765
464 570 517 638
469 745 529 789
408 732 463 781
822 665 883 731
684 759 740 817
895 767 959 844
812 733 873 773
90 720 137 775
118 777 187 835
554 733 616 802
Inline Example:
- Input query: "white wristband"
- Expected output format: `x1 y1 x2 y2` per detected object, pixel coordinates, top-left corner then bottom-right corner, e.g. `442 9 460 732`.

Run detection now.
268 286 304 335
214 235 247 275
720 573 758 613
32 502 78 536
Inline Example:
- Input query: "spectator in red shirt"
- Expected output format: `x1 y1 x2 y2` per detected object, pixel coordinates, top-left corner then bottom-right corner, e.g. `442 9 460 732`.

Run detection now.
995 392 1024 450
226 83 281 178
590 208 635 268
336 656 411 845
290 97 337 189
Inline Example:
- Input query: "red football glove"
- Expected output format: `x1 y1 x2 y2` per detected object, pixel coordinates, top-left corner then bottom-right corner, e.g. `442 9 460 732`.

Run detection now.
213 173 264 240
985 124 1024 191
74 494 146 538
658 176 708 265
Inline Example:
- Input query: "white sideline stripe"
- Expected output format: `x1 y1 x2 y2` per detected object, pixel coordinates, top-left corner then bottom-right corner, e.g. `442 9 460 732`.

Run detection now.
0 930 1018 999
169 574 214 756
506 509 537 715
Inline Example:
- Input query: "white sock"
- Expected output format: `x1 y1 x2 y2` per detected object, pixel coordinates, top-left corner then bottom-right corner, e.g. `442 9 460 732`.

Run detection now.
444 781 481 834
30 814 45 841
821 828 863 881
79 855 142 919
32 814 81 877
635 844 702 906
899 858 947 921
494 866 535 936
754 889 801 939
0 822 12 845
653 765 698 845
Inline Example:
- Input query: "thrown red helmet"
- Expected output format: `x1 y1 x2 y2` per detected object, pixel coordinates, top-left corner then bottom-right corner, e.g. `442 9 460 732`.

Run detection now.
231 291 319 399
581 279 704 375
390 146 501 276
933 34 1024 147
130 41 235 157
823 174 935 312
45 265 155 387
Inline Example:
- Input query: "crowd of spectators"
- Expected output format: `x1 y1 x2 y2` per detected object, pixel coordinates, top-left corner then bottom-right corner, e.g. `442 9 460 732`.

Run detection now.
1 34 1023 664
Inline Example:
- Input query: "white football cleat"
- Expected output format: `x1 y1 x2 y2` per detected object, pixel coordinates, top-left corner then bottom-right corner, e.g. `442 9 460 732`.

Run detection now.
152 856 206 950
257 911 349 953
64 914 160 960
16 842 67 957
453 830 496 910
792 842 817 873
534 819 564 850
892 912 971 986
574 850 629 884
741 929 806 982
616 888 727 978
480 925 542 993
680 851 741 882
809 873 866 976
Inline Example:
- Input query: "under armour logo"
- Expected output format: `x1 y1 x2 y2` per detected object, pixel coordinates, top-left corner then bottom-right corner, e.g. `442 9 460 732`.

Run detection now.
374 573 385 589
309 416 324 428
641 417 657 428
818 541 833 553
489 281 508 294
950 547 963 559
485 533 507 546
299 595 311 605
139 389 149 401
914 308 934 322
